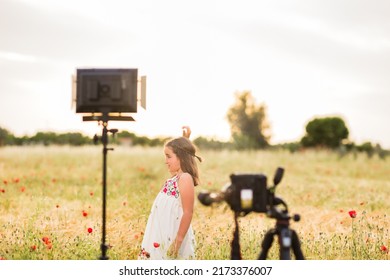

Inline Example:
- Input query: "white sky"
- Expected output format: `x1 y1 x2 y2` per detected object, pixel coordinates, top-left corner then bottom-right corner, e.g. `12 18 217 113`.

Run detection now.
0 0 389 148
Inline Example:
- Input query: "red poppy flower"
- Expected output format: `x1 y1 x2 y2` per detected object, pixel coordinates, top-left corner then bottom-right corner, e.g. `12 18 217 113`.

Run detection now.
348 210 357 218
90 192 94 196
153 242 160 248
82 211 88 217
380 245 388 253
3 180 7 185
140 248 150 258
0 189 5 193
20 186 26 192
87 227 93 233
13 178 20 183
30 245 37 251
42 236 50 244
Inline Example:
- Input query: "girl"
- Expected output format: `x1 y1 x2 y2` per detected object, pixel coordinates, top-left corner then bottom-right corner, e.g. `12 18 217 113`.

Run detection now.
139 126 202 259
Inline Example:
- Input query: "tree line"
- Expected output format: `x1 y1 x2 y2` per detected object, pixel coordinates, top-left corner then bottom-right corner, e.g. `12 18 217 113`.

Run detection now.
224 91 388 158
0 129 92 146
0 91 388 158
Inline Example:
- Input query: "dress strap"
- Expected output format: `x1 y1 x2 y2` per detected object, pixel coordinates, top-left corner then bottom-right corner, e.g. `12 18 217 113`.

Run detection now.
175 173 182 181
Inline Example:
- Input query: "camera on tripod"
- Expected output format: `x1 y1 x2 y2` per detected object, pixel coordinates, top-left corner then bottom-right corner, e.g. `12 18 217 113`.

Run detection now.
198 167 285 216
198 167 305 260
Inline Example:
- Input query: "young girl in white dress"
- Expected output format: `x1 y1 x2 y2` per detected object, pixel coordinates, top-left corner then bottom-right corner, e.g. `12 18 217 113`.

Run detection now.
139 127 202 259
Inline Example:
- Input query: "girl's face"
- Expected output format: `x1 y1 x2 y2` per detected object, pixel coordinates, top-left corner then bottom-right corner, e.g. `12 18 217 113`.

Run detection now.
164 146 182 175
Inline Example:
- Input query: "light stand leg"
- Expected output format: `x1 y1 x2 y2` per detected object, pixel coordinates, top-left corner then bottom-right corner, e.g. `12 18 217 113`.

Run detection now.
99 121 109 260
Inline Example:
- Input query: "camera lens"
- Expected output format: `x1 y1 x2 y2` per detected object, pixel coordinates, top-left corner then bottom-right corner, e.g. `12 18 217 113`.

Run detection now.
198 192 213 206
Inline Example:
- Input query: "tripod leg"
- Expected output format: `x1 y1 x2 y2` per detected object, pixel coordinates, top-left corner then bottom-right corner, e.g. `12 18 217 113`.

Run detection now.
279 228 292 260
291 230 305 260
258 229 276 260
231 214 241 260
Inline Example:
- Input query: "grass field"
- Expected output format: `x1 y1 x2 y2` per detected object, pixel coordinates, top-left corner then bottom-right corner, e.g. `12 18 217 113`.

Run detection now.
0 146 389 260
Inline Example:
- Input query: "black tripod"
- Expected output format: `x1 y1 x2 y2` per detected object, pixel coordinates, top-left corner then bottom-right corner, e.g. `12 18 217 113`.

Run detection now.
230 203 304 260
230 169 305 261
258 199 304 260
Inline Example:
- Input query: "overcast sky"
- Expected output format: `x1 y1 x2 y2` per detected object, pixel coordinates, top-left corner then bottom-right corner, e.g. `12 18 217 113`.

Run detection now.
1 0 389 148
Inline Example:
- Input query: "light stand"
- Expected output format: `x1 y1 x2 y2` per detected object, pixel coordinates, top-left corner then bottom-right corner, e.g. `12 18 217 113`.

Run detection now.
86 113 134 260
73 67 146 259
100 119 114 260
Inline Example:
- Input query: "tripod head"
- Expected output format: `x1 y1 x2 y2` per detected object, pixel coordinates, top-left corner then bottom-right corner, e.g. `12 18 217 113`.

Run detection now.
267 196 301 222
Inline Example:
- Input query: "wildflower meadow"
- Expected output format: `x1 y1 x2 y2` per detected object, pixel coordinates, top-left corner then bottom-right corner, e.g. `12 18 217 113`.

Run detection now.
0 146 389 260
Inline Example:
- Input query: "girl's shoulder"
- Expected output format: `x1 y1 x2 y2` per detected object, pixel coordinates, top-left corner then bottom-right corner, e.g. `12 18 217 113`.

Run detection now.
177 172 194 187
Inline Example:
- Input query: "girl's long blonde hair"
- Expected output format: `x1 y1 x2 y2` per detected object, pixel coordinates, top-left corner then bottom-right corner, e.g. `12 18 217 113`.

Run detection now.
165 137 202 186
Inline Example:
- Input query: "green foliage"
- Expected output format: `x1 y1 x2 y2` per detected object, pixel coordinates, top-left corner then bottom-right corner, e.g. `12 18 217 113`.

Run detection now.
275 141 302 153
0 127 14 146
355 142 388 159
301 116 349 148
193 137 233 150
115 130 166 147
226 91 270 149
29 132 92 146
0 121 388 158
357 142 374 156
0 126 169 147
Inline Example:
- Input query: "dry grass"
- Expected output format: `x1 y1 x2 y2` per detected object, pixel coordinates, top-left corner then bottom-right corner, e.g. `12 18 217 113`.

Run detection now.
0 146 389 260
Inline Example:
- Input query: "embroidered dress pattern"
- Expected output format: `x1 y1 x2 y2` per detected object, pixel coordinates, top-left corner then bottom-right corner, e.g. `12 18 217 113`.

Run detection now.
138 174 196 260
161 175 180 198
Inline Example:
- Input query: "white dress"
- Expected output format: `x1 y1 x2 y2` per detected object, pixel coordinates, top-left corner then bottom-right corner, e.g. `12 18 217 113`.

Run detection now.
139 174 196 259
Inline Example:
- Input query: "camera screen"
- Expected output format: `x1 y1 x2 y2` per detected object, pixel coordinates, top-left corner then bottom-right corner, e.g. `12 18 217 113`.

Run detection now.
240 189 253 210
